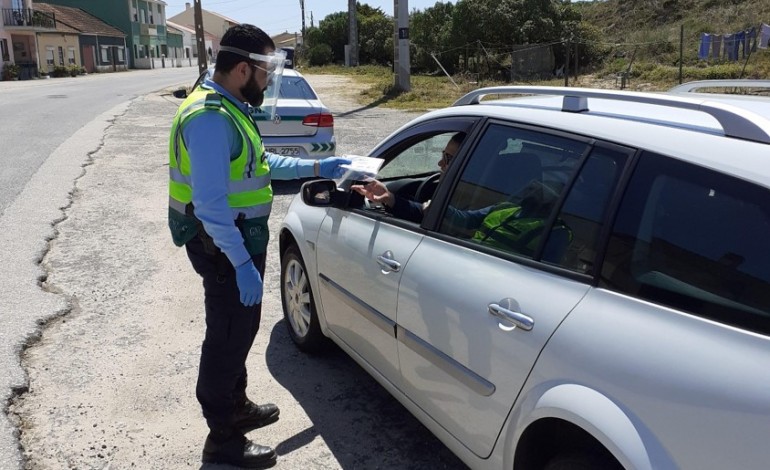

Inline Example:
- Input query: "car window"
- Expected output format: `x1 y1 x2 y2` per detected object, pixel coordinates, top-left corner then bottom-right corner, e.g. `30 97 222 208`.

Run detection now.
544 146 629 272
600 151 770 335
437 123 589 259
279 76 317 100
378 133 454 179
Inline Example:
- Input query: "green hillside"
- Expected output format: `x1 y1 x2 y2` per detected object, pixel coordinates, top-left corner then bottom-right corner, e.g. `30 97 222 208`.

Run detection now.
576 0 770 37
573 0 770 83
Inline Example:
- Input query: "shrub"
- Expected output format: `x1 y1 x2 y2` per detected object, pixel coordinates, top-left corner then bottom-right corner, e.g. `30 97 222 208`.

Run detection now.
2 62 20 80
51 65 69 77
307 44 333 66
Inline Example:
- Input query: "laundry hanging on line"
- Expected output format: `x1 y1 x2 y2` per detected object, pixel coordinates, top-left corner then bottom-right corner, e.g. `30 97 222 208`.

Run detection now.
698 26 759 60
760 23 770 49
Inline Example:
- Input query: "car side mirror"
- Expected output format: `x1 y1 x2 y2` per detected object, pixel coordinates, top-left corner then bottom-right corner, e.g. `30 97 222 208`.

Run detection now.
172 88 188 99
301 179 346 207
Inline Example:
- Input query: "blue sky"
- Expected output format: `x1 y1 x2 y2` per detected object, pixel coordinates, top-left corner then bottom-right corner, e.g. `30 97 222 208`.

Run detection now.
164 1 455 36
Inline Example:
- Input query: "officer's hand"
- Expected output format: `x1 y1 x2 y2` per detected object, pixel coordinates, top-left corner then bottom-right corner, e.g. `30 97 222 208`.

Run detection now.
318 157 352 179
235 261 263 307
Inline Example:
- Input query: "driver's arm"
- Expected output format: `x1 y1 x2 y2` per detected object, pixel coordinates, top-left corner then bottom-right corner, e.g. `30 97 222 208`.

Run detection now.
352 179 425 223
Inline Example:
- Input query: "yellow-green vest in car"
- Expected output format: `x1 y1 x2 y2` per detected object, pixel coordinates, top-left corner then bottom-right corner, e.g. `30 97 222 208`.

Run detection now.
472 202 570 256
168 87 272 255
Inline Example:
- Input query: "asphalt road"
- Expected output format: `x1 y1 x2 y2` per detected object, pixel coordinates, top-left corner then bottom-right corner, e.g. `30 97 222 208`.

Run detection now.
0 67 195 217
1 74 470 469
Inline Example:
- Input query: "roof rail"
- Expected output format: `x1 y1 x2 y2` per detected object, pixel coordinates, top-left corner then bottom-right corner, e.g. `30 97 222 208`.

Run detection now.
668 79 770 93
452 86 770 144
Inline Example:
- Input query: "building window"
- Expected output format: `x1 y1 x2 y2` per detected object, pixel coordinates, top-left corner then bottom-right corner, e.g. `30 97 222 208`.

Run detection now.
67 46 76 65
46 46 54 65
101 46 109 63
132 8 138 22
117 47 125 62
58 46 64 65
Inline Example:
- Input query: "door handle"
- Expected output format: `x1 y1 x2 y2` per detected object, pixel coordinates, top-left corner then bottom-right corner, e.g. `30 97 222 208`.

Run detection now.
376 250 401 273
488 302 534 331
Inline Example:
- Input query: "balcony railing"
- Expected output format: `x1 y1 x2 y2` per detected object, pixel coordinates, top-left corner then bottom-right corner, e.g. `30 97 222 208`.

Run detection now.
1 9 56 29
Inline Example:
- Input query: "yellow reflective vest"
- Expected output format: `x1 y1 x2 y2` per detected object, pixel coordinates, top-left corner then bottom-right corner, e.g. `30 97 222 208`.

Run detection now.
168 87 272 255
472 202 571 257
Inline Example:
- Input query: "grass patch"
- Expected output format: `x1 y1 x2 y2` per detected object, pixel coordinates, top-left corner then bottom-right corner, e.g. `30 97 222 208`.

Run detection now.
298 51 770 111
299 64 514 111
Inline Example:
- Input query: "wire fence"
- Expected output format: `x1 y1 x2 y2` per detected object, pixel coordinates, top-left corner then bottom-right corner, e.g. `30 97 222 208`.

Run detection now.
419 25 770 89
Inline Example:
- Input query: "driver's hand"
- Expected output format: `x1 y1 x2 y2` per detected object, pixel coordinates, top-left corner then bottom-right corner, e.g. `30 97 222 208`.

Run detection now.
351 179 394 207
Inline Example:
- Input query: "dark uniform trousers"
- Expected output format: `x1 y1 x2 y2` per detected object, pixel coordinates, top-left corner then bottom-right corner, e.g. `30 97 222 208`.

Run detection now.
185 236 267 433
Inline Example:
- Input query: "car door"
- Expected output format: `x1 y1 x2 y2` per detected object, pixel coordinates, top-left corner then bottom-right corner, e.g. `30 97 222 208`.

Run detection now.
536 150 770 469
315 118 479 386
395 122 631 458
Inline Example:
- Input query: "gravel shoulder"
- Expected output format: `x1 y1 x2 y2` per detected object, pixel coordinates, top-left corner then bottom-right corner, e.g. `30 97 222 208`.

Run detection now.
9 74 467 469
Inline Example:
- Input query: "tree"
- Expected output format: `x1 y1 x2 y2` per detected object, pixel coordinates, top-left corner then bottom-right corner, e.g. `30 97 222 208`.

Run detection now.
318 11 348 63
359 8 392 65
410 2 458 73
316 3 393 65
452 0 563 47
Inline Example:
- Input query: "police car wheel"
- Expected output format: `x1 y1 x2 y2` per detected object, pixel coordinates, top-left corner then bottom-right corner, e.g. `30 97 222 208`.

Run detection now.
281 244 327 353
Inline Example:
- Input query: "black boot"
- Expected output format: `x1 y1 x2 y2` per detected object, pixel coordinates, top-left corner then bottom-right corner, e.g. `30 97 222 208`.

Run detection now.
202 430 276 469
234 400 280 433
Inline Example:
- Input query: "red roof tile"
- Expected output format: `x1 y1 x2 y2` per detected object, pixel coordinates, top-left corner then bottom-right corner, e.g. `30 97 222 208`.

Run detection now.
32 2 125 37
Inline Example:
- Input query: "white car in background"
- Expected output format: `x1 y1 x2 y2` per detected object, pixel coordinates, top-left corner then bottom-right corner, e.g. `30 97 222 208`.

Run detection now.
176 67 336 159
278 80 770 469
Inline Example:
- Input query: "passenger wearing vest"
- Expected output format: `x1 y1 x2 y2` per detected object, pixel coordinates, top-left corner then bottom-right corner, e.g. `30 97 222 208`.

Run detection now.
353 146 572 260
168 24 350 469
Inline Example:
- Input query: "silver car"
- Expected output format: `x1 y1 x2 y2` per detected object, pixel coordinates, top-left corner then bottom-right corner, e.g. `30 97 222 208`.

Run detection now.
279 81 770 469
177 68 335 159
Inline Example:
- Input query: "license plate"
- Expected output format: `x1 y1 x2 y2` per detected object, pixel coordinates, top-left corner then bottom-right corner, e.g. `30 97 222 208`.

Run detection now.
266 146 300 156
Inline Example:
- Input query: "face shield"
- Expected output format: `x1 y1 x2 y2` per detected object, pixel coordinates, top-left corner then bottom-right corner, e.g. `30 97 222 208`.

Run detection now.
249 50 286 120
218 46 286 120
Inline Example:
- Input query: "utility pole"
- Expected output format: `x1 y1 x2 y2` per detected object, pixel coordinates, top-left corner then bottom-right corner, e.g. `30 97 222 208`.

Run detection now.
347 0 358 66
394 0 410 91
299 0 306 38
194 0 207 74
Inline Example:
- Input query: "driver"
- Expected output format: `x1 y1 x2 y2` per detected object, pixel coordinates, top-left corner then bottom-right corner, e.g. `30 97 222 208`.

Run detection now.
351 132 465 223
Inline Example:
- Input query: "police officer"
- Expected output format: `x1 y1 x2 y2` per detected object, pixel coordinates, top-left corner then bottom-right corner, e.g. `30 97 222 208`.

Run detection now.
168 24 349 468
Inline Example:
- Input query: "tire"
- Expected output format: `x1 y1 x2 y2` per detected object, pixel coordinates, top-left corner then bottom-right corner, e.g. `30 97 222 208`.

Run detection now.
280 244 327 353
544 452 624 470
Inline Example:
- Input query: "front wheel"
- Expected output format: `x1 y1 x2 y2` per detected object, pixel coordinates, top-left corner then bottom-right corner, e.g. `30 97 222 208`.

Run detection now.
280 244 327 353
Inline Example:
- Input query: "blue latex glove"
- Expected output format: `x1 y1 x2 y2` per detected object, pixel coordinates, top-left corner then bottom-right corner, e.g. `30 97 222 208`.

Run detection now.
318 157 353 179
235 261 263 307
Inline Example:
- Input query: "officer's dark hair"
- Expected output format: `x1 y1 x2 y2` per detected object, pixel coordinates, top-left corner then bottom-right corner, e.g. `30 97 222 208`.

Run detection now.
215 24 275 74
